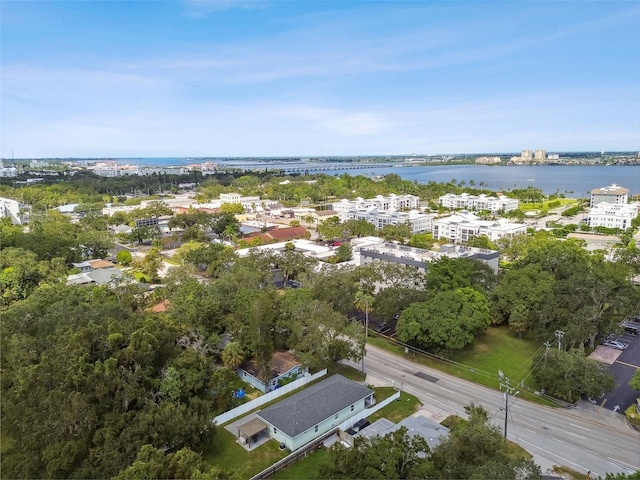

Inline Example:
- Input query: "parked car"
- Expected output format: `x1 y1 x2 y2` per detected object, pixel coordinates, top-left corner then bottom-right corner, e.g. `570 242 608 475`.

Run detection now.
603 341 626 350
609 340 628 349
375 322 388 333
346 418 370 435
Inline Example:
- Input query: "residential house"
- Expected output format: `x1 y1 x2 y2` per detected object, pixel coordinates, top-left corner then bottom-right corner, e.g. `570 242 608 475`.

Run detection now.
66 267 123 286
237 351 307 393
255 374 374 451
243 226 309 244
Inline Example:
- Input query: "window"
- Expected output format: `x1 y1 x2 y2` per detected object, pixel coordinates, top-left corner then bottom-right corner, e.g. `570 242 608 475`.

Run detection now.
351 404 355 412
315 425 318 433
335 414 339 420
273 428 277 434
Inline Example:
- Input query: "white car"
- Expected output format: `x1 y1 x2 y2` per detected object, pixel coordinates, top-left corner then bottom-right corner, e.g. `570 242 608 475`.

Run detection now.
603 341 626 350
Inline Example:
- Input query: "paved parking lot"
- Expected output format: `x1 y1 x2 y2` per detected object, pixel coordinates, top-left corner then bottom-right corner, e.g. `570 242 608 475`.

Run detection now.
595 331 640 413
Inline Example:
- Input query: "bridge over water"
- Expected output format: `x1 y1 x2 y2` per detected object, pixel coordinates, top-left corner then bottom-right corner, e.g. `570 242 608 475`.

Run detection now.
280 163 395 174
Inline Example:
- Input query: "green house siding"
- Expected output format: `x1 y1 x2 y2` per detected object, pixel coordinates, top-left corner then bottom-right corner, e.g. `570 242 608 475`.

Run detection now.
271 398 366 451
257 375 374 451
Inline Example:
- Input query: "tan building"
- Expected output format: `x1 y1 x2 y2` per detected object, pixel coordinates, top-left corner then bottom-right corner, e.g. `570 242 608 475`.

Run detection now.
589 184 629 208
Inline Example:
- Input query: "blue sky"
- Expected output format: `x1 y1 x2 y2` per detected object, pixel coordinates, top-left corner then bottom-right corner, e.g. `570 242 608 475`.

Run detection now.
1 1 639 158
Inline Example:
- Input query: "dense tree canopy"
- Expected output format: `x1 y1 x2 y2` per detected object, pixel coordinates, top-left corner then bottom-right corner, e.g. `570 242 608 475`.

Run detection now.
396 288 491 355
493 236 639 347
0 284 226 479
531 349 615 402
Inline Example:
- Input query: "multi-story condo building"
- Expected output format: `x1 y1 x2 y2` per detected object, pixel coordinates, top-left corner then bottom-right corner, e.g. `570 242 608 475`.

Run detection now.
332 194 420 221
439 193 519 212
346 208 432 234
475 156 501 165
534 149 546 162
431 211 526 243
589 184 629 208
0 160 18 178
219 193 279 213
0 196 27 224
586 203 639 230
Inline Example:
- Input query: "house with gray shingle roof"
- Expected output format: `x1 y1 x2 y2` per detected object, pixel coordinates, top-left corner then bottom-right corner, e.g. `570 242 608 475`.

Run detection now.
256 374 374 451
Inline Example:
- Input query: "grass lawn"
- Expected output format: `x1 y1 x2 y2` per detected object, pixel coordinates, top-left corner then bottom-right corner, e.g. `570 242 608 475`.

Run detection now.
372 386 397 402
520 198 578 211
368 326 553 404
203 428 288 478
367 391 422 424
1 430 13 454
272 448 331 480
328 363 366 382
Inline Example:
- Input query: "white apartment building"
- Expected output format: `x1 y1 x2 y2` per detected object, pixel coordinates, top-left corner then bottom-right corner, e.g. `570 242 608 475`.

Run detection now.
91 162 141 177
0 196 26 224
332 194 420 221
587 202 638 230
589 184 629 208
346 208 432 234
432 211 527 243
439 193 519 212
205 193 278 213
475 156 501 165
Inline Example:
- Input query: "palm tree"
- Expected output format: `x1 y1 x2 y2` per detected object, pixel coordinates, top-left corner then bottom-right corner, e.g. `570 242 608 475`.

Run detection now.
354 291 374 372
223 224 239 245
303 214 315 226
221 342 245 370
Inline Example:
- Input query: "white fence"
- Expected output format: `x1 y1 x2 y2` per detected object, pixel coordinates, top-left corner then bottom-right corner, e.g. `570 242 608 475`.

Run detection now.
213 369 328 425
338 390 400 431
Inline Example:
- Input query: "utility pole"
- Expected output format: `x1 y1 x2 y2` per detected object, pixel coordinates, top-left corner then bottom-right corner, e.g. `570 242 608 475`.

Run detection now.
543 341 551 367
498 370 518 440
555 330 565 351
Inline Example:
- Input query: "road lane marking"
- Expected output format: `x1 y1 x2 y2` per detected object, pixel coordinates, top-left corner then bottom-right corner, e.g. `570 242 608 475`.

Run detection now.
438 387 456 394
566 431 586 439
569 423 591 431
524 428 536 433
552 438 565 443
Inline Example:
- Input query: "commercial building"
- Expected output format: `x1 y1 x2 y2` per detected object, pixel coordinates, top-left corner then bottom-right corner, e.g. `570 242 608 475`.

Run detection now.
475 156 501 165
431 211 527 243
438 193 519 212
587 203 638 230
589 184 629 208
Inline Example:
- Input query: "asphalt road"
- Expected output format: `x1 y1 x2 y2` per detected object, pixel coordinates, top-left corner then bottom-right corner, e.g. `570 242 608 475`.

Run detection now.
361 344 640 477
